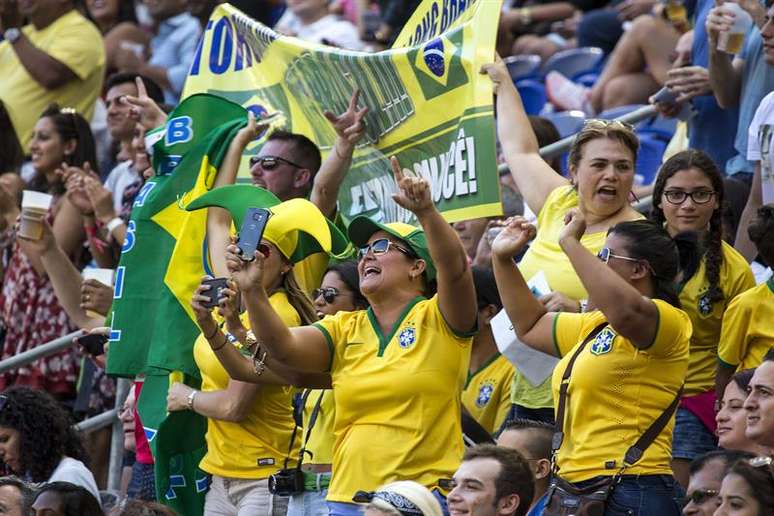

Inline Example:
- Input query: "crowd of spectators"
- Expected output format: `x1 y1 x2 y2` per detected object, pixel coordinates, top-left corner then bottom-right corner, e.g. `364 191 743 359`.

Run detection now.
1 0 773 515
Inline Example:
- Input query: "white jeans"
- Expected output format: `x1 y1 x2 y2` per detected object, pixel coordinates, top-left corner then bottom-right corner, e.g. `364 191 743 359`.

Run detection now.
204 476 289 516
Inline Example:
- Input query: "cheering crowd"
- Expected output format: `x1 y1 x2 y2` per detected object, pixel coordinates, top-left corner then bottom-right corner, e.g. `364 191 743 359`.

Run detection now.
1 0 774 515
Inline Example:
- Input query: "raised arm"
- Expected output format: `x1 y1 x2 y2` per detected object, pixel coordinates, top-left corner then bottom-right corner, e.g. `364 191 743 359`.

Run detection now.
706 5 745 108
18 220 103 330
481 60 566 215
734 163 762 262
222 254 332 372
558 209 658 348
206 113 266 278
390 156 477 333
311 89 369 218
490 217 557 355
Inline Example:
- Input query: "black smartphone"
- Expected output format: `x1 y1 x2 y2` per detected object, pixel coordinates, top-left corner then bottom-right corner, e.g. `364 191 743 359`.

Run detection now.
77 333 108 356
201 277 229 309
237 208 271 261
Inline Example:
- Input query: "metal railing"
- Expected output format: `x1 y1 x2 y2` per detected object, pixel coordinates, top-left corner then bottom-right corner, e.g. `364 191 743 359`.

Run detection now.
0 330 127 492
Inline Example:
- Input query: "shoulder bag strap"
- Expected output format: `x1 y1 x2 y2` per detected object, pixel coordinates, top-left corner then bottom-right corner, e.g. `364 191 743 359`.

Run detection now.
296 390 327 467
622 385 684 467
552 322 609 457
283 389 313 469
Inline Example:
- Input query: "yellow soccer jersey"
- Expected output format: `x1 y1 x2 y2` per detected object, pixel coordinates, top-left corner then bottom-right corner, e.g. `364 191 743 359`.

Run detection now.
679 242 755 395
195 291 301 479
462 353 515 434
301 389 336 466
552 300 691 482
313 295 474 502
718 279 774 371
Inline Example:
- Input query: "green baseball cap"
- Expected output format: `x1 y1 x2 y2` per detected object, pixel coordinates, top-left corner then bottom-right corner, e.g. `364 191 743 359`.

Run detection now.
347 216 436 281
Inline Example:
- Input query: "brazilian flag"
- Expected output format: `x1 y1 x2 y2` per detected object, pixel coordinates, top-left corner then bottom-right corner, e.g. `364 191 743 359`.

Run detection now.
107 94 250 515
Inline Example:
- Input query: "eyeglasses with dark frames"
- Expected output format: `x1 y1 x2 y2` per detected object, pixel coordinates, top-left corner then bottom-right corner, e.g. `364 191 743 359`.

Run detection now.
249 155 305 170
662 190 716 205
357 238 415 260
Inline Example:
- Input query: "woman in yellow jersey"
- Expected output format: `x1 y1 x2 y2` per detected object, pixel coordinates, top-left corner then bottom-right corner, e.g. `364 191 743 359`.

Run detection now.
718 206 774 392
481 60 644 425
223 157 478 516
649 150 755 486
492 214 692 516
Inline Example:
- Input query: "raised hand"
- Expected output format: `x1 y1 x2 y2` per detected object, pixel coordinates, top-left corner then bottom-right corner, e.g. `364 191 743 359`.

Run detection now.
234 111 271 148
558 208 587 243
16 216 57 256
324 89 369 152
665 66 711 102
217 279 243 332
491 217 536 258
480 57 511 95
539 291 581 313
83 176 117 224
706 4 735 44
225 242 265 294
123 76 168 130
63 172 94 216
390 156 433 216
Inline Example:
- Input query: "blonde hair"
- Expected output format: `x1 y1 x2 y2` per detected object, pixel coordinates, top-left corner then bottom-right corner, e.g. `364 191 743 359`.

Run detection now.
283 269 318 325
567 119 639 171
367 481 443 516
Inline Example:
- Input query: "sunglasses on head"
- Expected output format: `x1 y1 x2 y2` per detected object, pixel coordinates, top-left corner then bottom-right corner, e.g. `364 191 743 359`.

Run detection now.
357 238 415 260
313 287 343 304
680 489 719 506
584 118 635 131
249 155 305 170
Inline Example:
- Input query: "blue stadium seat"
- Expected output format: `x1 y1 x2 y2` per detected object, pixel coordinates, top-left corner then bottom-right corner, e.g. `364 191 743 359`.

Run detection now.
542 47 604 79
635 134 668 186
639 115 678 142
504 54 542 83
544 110 587 138
573 71 600 88
516 79 547 115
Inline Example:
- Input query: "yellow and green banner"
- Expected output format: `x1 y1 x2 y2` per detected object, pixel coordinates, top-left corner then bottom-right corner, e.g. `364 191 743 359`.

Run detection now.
183 0 502 224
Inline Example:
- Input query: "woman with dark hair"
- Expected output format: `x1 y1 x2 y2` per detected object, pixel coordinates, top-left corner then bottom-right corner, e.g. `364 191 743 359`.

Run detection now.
714 459 774 516
0 101 24 175
31 481 103 516
0 105 96 399
313 260 369 319
650 149 755 486
492 214 692 515
718 205 774 392
0 387 99 500
715 369 770 456
481 59 645 425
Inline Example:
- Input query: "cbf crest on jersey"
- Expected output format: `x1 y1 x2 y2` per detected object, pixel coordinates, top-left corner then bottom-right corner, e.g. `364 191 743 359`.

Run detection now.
590 327 616 355
398 324 417 349
698 292 713 316
476 381 495 407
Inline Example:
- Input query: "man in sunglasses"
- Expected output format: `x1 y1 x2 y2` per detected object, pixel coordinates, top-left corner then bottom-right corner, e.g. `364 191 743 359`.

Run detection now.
683 450 754 516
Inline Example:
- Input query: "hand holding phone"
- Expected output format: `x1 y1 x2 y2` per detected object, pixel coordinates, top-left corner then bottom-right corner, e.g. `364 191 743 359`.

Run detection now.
237 208 271 261
201 277 229 309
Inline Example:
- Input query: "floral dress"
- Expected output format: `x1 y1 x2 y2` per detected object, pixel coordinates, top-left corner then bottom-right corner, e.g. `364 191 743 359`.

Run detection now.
0 225 79 399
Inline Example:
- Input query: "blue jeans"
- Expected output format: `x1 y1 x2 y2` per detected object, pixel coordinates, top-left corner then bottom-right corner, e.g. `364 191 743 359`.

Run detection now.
288 489 328 516
572 474 682 516
672 407 717 461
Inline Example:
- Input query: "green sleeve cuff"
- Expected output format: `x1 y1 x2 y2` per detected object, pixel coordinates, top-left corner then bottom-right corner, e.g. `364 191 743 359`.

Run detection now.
312 323 335 372
717 357 738 370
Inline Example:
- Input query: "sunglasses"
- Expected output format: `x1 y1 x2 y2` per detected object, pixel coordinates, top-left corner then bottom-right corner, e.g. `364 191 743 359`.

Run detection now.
248 155 305 170
597 247 642 265
584 118 635 131
680 489 719 506
662 190 716 205
357 238 415 260
313 287 344 304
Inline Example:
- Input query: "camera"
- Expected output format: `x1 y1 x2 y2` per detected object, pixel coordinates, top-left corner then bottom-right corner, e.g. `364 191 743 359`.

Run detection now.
268 468 305 496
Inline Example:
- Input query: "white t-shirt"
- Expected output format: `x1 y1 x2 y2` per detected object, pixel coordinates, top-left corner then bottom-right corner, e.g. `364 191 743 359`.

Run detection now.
747 90 774 204
274 12 364 50
104 160 141 214
48 456 100 502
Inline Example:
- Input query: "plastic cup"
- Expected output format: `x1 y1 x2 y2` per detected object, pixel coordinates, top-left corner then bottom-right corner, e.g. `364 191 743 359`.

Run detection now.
717 2 753 54
82 268 115 318
18 191 53 240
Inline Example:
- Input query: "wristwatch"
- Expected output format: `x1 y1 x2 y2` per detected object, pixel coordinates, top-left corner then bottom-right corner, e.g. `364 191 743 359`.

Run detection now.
4 28 21 44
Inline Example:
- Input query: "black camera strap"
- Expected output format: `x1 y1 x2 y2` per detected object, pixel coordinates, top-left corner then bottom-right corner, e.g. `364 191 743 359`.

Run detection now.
552 321 684 474
283 389 325 470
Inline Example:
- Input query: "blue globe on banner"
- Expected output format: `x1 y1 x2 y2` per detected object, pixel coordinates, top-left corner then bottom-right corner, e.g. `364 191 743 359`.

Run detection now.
424 38 446 77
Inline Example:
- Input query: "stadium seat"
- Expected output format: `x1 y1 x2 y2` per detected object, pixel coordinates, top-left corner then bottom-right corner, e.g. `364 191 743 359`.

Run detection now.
544 110 587 138
542 47 604 79
516 79 547 115
504 54 542 82
573 71 600 88
635 134 668 186
639 115 678 142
